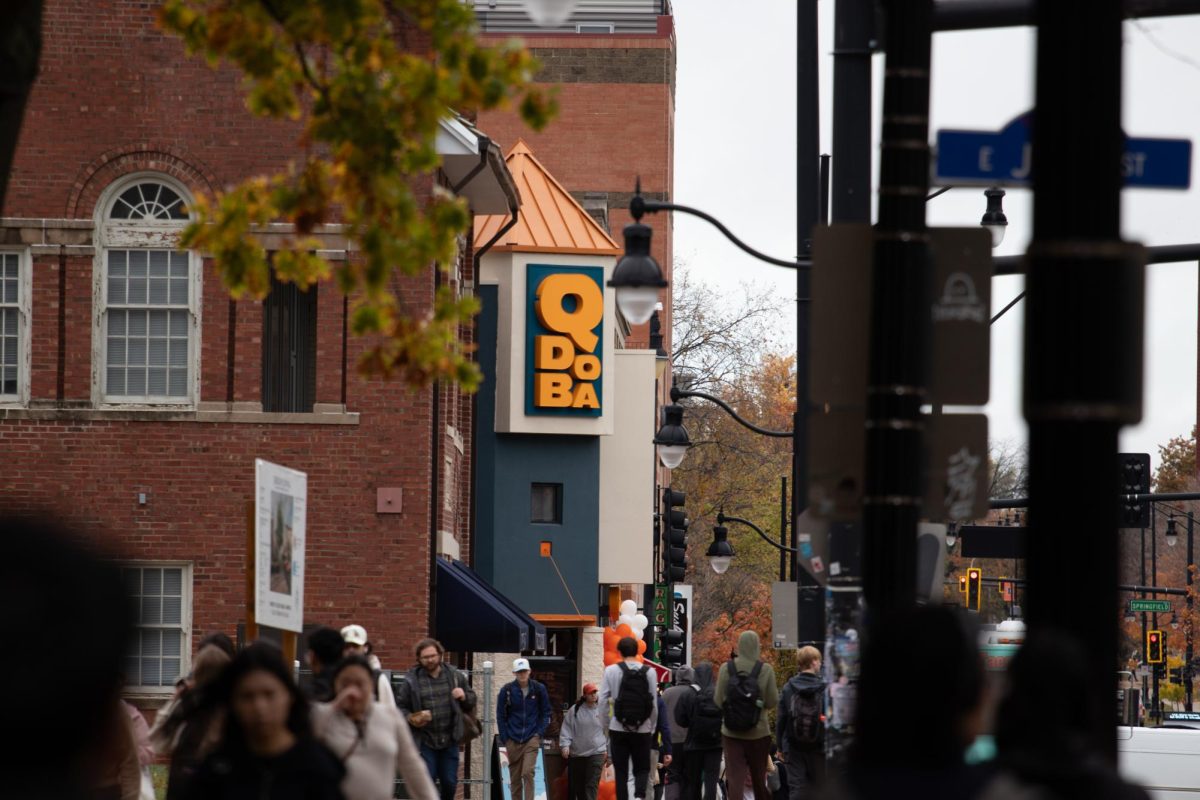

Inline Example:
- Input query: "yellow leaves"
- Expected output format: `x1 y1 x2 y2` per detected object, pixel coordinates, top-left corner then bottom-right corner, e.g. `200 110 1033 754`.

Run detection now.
157 0 556 390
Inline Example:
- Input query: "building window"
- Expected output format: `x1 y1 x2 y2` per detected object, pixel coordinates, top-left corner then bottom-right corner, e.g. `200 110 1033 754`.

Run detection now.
96 176 199 405
262 269 317 413
0 250 29 403
122 564 191 691
532 483 563 524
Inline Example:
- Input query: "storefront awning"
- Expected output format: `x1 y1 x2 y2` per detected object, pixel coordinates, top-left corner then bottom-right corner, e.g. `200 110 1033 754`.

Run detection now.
435 558 547 653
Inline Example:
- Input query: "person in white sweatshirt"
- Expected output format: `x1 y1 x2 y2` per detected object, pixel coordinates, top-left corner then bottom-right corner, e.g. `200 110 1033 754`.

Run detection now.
561 683 608 800
312 655 437 800
598 638 659 800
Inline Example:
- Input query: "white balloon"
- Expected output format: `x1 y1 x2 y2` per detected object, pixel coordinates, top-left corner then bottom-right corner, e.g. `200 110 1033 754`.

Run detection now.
618 614 635 628
633 614 649 631
620 600 637 617
632 627 643 640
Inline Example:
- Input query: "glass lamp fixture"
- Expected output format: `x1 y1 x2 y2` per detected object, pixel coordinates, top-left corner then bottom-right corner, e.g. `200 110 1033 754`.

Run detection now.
981 187 1008 249
707 524 735 575
522 0 579 26
1167 515 1179 548
654 404 691 469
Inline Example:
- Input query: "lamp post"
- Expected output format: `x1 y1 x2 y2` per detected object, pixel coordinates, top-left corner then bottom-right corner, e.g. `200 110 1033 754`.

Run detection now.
707 510 799 582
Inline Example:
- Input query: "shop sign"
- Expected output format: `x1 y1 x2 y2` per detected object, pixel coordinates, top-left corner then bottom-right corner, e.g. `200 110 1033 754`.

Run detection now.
526 264 604 416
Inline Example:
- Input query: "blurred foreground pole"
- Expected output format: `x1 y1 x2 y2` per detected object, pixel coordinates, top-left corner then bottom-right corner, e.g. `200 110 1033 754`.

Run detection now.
862 0 933 614
0 0 41 215
1025 0 1144 764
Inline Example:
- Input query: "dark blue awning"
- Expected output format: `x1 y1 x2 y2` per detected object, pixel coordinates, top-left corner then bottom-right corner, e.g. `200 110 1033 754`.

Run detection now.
435 558 546 653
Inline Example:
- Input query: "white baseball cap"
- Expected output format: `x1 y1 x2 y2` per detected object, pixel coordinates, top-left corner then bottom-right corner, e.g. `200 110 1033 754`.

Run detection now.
512 657 531 673
341 624 368 646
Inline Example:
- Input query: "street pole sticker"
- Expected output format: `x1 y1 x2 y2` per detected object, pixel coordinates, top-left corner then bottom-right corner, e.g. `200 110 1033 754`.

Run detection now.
255 459 307 633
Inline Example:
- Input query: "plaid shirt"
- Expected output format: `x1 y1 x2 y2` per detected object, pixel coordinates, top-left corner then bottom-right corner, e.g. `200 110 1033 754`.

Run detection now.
409 667 457 750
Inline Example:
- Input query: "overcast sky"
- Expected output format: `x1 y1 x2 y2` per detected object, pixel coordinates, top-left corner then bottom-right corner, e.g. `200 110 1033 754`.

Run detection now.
670 2 1200 473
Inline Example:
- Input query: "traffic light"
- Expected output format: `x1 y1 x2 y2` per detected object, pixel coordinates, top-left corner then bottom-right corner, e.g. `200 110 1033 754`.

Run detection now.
1147 630 1164 664
1119 453 1151 528
662 488 688 582
958 575 968 594
966 568 982 611
661 628 684 666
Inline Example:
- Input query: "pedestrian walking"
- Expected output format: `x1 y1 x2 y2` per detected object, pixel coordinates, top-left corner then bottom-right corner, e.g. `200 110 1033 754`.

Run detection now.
396 638 477 800
673 663 723 800
341 624 397 707
86 695 142 800
660 668 694 800
560 684 608 800
598 637 658 800
650 694 673 800
497 657 551 800
307 626 350 703
182 643 345 800
151 644 232 800
312 655 436 800
775 646 825 799
714 631 778 800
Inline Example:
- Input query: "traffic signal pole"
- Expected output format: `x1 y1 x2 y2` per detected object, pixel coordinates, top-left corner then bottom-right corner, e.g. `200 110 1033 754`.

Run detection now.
1024 0 1142 763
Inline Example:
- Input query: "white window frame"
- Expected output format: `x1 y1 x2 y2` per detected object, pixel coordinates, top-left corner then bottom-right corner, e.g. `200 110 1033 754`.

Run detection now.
0 248 31 407
93 173 202 407
121 561 193 695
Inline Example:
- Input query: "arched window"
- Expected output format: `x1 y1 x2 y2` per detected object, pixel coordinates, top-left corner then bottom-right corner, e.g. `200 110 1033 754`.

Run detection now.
95 176 199 404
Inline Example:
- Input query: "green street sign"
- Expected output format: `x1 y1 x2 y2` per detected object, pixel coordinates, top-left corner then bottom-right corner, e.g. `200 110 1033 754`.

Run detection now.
1129 599 1172 613
653 584 669 625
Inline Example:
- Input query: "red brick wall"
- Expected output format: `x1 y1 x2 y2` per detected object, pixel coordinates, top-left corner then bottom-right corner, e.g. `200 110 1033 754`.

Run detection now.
475 31 676 351
0 0 476 670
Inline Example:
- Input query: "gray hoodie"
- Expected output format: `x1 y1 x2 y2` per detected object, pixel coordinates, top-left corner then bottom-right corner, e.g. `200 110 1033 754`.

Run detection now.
661 666 696 744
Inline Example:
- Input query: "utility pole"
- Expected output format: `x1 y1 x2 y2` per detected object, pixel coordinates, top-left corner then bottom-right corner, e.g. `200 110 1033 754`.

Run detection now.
1189 512 1195 711
1024 0 1143 764
863 0 932 614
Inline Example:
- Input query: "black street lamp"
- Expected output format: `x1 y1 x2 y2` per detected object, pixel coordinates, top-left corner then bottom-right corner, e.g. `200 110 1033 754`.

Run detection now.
608 184 668 325
653 405 691 470
980 187 1008 248
706 523 735 575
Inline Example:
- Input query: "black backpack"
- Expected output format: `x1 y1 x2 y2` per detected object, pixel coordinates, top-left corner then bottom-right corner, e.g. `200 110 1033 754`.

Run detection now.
689 685 724 748
788 684 823 747
613 662 655 731
721 658 764 733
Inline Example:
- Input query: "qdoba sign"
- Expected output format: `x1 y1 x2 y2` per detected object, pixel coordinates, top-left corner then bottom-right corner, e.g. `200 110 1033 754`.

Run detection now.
526 264 604 416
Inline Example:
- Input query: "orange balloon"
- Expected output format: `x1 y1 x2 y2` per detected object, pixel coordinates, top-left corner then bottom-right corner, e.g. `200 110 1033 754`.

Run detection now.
636 654 645 663
604 651 621 665
615 624 634 638
598 778 617 800
637 639 647 655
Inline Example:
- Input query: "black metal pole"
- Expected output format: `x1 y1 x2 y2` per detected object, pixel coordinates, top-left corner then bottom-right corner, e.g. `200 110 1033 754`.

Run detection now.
863 0 932 614
1154 505 1161 721
832 0 873 224
1188 512 1194 711
1025 0 1140 762
1143 525 1149 716
818 154 831 227
780 477 788 582
796 0 823 651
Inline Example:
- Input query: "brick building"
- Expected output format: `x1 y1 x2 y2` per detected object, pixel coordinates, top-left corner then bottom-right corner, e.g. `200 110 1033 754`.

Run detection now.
0 0 517 704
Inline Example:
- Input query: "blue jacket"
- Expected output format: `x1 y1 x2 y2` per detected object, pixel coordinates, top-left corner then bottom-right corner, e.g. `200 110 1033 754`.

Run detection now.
497 679 551 744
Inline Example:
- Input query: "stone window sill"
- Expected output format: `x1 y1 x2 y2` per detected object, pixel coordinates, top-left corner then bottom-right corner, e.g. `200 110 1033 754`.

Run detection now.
0 401 359 425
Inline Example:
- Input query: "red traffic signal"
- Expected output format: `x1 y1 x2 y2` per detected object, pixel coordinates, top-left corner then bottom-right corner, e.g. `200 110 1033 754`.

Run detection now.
966 568 982 611
1147 630 1165 664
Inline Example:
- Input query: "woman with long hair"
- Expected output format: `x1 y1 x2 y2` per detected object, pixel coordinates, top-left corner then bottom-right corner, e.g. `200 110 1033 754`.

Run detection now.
151 643 232 799
312 655 436 800
182 643 344 800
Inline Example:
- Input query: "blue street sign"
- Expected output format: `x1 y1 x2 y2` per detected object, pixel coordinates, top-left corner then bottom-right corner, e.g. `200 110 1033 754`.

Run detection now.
935 113 1191 189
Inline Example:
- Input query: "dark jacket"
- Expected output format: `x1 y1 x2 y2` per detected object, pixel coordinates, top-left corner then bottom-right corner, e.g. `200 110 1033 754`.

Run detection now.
776 671 825 754
661 667 694 746
653 695 673 757
182 739 345 800
674 663 722 752
397 664 477 747
497 679 551 744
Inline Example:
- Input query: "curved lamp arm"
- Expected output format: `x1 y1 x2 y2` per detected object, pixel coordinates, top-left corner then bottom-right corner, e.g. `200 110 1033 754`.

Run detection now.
717 510 798 554
632 194 809 272
670 386 792 439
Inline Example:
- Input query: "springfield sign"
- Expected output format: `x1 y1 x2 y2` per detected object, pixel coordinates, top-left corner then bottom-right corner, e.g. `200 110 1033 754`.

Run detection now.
526 264 604 416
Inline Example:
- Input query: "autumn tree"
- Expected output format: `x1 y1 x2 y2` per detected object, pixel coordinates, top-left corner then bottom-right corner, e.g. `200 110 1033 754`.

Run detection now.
1155 427 1197 492
158 0 555 387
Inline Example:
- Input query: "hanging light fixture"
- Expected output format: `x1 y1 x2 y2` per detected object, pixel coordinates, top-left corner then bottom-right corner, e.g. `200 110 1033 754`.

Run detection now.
653 404 691 469
1167 514 1179 547
610 181 668 325
980 187 1008 249
707 524 735 575
945 522 958 550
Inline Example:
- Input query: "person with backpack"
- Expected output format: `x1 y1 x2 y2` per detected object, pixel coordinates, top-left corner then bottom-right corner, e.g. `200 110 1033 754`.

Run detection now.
660 667 694 800
598 637 659 800
497 658 552 800
775 646 825 799
673 663 723 800
714 631 778 800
